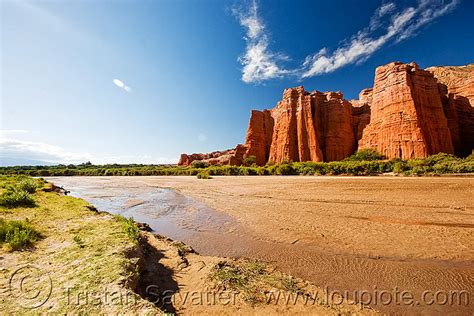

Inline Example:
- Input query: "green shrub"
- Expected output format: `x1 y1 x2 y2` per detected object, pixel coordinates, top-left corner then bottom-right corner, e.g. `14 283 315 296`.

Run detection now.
0 186 36 208
191 161 210 169
275 163 296 175
425 153 458 165
345 149 386 161
243 156 257 167
17 178 40 193
0 219 40 251
197 171 212 179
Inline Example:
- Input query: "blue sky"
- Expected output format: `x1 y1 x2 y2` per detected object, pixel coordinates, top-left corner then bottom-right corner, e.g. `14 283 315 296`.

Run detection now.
1 0 473 165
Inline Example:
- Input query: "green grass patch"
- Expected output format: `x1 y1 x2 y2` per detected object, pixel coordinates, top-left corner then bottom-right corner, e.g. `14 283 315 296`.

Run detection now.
114 215 140 242
0 175 152 313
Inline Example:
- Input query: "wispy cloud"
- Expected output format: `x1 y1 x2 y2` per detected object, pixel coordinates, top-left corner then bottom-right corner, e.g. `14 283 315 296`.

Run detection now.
301 0 459 78
113 78 132 92
233 0 289 83
234 0 459 83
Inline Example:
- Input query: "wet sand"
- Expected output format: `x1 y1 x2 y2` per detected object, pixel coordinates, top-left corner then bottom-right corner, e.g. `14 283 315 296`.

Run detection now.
48 176 474 314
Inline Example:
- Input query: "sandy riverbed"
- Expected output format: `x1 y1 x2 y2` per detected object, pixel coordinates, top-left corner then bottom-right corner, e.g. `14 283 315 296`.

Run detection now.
48 176 474 314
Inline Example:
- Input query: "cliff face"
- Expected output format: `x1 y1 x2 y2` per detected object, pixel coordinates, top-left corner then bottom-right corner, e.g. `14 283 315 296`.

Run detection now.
244 110 274 166
178 62 473 166
426 64 474 157
350 89 372 143
358 62 454 159
267 87 324 164
258 88 355 164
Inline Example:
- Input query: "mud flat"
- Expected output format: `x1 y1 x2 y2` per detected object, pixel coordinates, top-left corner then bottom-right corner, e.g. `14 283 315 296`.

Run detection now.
48 176 474 314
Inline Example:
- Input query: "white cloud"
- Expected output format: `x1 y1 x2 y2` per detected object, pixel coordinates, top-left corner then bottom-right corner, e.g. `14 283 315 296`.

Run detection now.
0 138 92 164
113 78 132 92
197 133 207 142
378 2 396 16
369 2 396 30
301 0 458 78
234 0 459 82
234 0 289 83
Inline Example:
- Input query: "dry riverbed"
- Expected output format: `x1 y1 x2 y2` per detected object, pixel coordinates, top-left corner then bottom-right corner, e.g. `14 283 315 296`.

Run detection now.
48 176 474 314
1 177 362 315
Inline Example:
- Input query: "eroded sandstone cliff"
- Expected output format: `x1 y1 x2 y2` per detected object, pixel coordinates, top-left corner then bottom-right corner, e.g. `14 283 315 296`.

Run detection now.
178 62 473 166
358 62 454 159
426 64 474 157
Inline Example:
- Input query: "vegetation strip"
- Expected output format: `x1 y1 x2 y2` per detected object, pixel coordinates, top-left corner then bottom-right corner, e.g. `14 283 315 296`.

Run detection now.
1 151 473 177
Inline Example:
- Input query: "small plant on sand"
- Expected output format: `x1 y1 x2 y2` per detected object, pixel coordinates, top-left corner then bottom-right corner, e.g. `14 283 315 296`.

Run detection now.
73 235 85 248
211 261 247 290
114 215 140 242
197 171 212 179
0 218 40 251
0 185 36 208
281 275 299 293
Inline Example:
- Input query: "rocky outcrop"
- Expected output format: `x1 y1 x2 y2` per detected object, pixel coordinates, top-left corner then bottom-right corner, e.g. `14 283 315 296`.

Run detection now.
359 62 454 159
178 62 473 166
178 146 247 166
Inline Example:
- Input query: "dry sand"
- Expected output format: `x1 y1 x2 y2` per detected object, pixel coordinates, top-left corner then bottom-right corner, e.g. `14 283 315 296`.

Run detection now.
50 176 474 314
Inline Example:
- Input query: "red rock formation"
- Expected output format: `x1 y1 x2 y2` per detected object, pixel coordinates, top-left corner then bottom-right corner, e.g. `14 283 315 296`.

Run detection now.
268 87 324 163
426 65 474 157
312 91 355 161
178 62 473 166
359 62 454 159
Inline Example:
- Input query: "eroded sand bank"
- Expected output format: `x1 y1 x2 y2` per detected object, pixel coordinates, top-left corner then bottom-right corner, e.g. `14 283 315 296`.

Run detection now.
48 176 474 314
